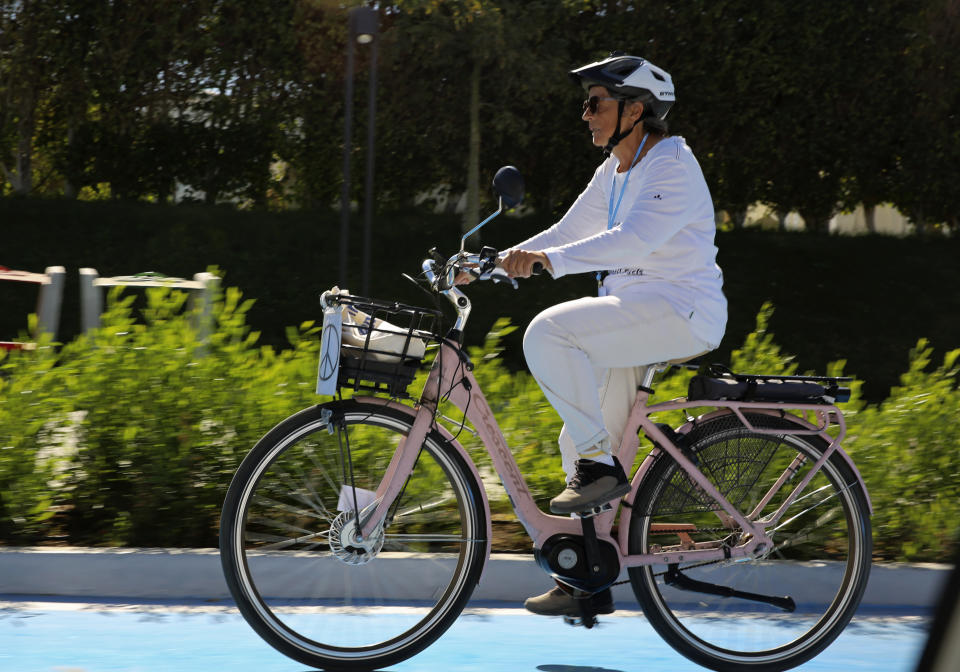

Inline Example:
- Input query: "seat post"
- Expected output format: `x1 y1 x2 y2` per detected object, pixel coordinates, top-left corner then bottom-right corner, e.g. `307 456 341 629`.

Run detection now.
639 364 662 390
640 351 710 391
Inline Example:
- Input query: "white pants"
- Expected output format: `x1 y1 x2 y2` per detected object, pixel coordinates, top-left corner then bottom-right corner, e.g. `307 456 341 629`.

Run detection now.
522 292 712 481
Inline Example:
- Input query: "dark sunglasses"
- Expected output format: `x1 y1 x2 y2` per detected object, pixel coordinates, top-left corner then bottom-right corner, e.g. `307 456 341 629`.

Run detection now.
582 95 618 114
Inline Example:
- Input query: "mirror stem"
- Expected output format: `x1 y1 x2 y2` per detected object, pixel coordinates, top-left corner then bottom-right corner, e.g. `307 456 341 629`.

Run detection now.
460 197 504 253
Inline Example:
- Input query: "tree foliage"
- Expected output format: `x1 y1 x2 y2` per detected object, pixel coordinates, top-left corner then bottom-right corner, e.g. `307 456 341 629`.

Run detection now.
1 0 957 229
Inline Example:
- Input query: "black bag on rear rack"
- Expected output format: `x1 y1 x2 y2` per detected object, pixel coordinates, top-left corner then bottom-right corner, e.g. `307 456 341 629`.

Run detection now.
687 369 850 405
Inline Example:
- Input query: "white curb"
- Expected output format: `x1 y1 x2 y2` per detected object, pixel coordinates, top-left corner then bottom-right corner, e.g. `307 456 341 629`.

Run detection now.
0 547 949 608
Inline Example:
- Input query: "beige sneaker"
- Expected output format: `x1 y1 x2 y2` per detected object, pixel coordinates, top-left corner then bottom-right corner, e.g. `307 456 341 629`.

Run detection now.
524 585 615 617
549 457 631 514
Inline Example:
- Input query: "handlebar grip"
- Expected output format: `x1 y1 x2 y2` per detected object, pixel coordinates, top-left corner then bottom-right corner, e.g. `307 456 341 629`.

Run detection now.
531 262 543 275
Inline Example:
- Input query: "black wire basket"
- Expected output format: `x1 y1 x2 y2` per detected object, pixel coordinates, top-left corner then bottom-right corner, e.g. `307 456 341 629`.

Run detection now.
332 294 442 397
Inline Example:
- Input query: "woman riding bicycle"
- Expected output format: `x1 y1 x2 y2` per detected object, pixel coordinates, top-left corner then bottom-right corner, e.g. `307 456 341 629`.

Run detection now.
221 52 872 671
481 52 728 616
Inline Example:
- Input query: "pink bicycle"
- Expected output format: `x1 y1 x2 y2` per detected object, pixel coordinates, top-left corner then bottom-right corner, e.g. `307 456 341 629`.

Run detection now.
220 168 872 672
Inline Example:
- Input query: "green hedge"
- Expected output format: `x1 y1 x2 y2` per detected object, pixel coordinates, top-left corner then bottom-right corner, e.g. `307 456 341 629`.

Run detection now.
1 290 958 561
4 197 960 404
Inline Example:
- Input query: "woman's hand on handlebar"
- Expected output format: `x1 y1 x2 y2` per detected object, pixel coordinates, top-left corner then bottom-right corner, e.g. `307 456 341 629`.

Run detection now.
500 249 552 278
453 266 478 285
451 249 551 285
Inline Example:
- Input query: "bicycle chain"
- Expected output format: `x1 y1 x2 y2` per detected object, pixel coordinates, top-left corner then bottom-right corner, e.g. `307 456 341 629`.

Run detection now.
610 526 742 586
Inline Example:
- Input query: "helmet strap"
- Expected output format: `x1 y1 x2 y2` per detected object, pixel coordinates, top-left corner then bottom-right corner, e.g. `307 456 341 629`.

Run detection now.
602 100 640 157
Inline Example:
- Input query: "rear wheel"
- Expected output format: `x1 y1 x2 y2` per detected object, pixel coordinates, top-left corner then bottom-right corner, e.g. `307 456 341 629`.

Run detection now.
628 412 871 671
220 401 487 671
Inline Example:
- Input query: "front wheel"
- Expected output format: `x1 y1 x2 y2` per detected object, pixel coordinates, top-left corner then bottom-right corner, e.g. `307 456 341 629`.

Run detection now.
220 401 488 671
628 412 872 672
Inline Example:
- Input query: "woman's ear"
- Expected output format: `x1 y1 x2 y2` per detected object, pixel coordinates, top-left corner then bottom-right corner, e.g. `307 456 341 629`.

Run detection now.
631 101 645 123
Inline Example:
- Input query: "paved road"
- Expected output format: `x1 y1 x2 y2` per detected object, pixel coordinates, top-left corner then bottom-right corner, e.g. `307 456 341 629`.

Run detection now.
1 597 928 672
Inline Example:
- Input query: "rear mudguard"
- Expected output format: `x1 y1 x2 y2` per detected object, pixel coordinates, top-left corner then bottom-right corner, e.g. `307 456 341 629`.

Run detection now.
618 407 872 553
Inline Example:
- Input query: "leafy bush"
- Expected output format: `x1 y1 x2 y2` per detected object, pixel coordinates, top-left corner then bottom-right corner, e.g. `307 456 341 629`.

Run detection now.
0 324 67 543
844 341 960 561
1 292 958 562
0 286 320 547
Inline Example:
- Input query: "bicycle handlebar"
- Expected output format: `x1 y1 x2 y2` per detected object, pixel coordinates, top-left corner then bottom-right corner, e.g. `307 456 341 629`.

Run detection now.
422 246 545 334
423 248 546 290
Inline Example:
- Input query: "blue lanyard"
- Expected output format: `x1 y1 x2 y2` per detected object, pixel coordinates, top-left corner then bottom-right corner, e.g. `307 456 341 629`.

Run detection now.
607 132 649 230
598 133 649 292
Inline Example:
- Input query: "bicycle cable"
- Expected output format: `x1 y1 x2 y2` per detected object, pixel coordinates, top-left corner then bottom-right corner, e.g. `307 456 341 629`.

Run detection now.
434 332 474 443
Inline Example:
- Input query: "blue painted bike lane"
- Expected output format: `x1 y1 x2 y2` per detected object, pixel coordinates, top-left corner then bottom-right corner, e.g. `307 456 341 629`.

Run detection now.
0 598 929 672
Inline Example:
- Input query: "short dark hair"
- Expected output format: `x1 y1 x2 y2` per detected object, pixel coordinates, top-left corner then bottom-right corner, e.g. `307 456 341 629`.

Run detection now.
630 94 669 136
642 116 669 137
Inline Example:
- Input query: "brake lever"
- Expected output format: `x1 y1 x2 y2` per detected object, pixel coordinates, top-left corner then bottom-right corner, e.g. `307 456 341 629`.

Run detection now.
485 267 518 289
428 247 446 265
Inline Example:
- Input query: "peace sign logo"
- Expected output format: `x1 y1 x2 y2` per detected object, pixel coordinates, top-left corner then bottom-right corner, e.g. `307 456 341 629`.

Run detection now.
319 322 341 381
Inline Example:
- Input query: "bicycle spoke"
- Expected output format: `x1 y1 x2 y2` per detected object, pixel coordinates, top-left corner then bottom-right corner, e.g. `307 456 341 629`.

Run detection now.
394 498 458 522
244 530 329 549
248 512 322 535
294 460 340 517
770 482 849 532
772 505 842 555
383 533 477 544
269 468 338 520
254 493 332 522
301 442 346 495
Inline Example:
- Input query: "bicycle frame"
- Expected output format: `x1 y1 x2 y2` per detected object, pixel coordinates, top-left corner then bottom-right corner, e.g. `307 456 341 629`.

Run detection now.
223 189 874 672
356 337 871 572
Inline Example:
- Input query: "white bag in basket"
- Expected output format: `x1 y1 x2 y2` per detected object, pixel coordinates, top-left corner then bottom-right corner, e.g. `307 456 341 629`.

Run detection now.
337 289 427 362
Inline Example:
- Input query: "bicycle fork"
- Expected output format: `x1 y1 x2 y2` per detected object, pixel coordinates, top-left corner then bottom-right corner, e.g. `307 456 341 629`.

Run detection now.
347 404 436 541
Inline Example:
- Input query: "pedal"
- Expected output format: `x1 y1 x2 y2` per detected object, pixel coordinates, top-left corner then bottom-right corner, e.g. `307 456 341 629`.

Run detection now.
562 614 598 629
576 503 613 519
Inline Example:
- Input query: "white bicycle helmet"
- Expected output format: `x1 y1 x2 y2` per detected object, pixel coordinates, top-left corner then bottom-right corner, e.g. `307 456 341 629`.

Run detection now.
570 52 675 154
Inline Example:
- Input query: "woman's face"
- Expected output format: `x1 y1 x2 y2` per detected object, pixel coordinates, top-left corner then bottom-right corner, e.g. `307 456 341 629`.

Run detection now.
582 85 619 147
582 85 642 147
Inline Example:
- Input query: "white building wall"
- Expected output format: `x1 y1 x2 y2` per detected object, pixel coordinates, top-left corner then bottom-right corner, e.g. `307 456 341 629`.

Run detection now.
829 203 913 236
742 203 914 235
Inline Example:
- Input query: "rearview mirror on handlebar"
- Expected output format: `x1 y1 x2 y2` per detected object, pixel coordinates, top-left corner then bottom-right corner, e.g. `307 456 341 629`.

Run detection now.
460 165 526 252
492 165 524 209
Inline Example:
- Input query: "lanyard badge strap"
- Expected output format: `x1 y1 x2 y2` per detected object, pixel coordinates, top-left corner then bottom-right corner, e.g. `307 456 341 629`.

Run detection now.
597 132 649 295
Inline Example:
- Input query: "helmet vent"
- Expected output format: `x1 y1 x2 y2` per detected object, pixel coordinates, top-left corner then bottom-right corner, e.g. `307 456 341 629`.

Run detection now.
651 70 666 82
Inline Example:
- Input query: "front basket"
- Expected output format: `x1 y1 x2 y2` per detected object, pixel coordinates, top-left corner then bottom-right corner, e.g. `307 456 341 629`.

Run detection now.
333 294 441 397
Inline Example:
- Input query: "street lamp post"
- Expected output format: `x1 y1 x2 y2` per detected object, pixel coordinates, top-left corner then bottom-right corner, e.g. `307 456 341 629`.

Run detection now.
339 6 379 293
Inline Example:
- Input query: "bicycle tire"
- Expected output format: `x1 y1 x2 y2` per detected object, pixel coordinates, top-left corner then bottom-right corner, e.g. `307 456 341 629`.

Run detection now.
628 411 872 672
220 400 488 671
